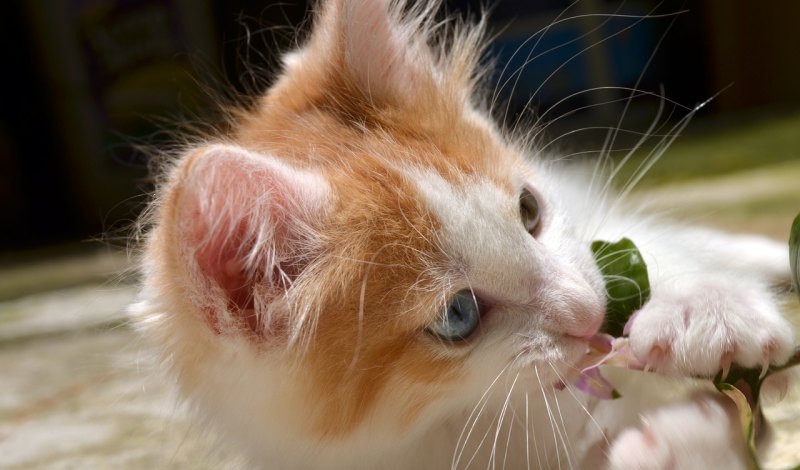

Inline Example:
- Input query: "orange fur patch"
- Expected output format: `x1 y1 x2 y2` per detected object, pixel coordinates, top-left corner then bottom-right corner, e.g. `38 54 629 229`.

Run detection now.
148 0 527 440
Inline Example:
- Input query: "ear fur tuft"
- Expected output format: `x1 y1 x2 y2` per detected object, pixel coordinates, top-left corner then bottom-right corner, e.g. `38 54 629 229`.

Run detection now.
292 0 487 109
340 0 416 98
174 145 330 336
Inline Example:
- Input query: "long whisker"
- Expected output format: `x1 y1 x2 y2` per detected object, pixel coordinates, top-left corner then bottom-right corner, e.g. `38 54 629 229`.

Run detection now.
535 365 562 469
549 362 609 448
489 372 519 470
525 392 545 470
501 400 518 470
511 7 686 135
549 383 576 470
599 2 676 172
533 87 691 135
497 1 583 123
524 394 531 470
464 401 506 470
580 91 667 241
587 87 726 242
616 89 726 202
453 362 514 469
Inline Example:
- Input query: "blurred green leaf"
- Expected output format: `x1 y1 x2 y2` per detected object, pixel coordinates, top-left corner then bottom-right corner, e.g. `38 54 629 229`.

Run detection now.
716 383 761 470
790 212 800 297
591 238 651 337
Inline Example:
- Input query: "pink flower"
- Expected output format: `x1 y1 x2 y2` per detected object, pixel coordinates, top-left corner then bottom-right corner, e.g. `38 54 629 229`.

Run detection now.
571 334 647 400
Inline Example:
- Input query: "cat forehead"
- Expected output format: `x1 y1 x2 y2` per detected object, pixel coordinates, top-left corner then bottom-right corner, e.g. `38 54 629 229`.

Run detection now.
409 168 517 224
406 167 543 297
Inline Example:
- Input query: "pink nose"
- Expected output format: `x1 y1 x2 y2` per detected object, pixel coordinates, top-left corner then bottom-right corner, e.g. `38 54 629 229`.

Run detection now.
565 309 604 340
553 277 606 339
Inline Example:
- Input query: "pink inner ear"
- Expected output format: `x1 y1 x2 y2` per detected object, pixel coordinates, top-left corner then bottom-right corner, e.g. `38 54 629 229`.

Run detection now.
194 217 255 310
341 0 414 97
176 145 329 334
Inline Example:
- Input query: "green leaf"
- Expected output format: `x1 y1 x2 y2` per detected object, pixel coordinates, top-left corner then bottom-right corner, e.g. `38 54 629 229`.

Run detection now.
716 382 761 470
790 212 800 297
713 364 764 409
591 238 651 337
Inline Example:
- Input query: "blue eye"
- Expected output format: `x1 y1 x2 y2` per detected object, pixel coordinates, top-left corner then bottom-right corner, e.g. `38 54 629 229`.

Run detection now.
428 290 480 341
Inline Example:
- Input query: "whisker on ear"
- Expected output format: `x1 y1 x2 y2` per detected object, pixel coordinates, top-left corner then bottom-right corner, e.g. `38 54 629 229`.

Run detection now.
347 247 382 372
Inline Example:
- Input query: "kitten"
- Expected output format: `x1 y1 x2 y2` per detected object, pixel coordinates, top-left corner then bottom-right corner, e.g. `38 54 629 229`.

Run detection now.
131 0 796 468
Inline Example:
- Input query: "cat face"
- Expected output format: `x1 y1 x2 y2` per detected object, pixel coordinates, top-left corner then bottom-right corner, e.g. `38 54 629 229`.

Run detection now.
134 0 605 456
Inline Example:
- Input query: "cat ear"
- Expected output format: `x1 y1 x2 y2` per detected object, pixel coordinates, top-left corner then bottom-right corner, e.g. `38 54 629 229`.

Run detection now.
174 144 330 335
312 0 431 100
340 0 418 97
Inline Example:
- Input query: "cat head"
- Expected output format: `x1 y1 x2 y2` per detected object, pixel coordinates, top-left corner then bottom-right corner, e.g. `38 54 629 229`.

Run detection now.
134 0 605 459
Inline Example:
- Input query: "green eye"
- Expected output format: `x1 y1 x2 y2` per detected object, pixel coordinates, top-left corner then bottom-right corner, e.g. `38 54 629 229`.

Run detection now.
520 188 540 234
428 290 480 341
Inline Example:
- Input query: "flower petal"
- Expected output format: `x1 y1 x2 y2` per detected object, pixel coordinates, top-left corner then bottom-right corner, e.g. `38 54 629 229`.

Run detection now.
575 367 621 400
622 310 639 336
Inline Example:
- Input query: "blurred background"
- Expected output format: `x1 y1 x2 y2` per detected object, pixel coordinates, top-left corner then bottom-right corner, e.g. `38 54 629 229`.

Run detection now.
1 0 799 256
1 0 799 468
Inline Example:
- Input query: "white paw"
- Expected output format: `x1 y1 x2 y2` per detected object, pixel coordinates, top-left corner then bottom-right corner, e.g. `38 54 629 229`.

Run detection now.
607 394 748 470
627 277 794 376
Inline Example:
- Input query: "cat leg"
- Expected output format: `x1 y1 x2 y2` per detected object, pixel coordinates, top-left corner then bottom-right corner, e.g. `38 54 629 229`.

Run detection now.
656 226 791 284
606 392 749 470
619 224 796 376
626 273 794 376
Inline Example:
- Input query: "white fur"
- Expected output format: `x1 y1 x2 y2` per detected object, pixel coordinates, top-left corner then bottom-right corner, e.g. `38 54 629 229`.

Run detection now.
134 156 796 468
607 393 749 470
132 1 797 468
136 145 796 470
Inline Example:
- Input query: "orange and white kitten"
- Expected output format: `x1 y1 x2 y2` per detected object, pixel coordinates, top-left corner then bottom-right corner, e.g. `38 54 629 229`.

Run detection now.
132 1 795 468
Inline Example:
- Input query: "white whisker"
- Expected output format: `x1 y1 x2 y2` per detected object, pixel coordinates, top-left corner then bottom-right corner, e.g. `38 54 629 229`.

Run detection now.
511 7 686 135
550 362 609 449
453 362 513 469
535 365 562 469
549 383 576 470
501 401 517 470
489 372 519 470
